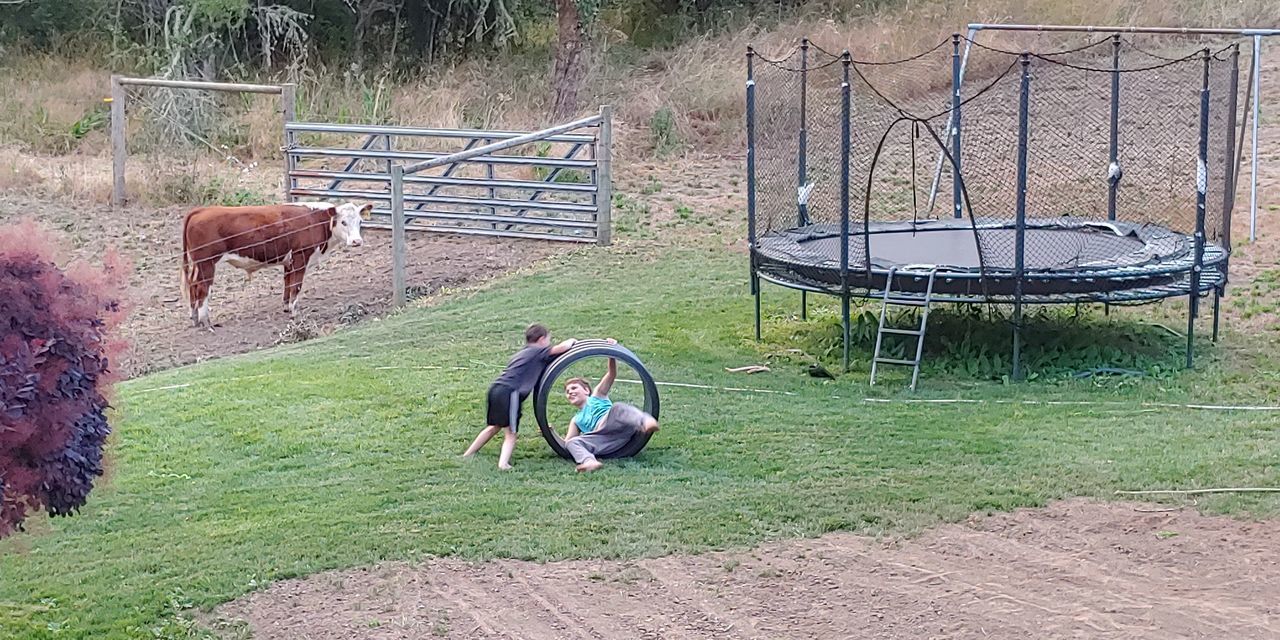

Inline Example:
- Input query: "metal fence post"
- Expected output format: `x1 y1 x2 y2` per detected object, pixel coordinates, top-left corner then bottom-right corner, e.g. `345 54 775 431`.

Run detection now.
1012 53 1032 382
1249 35 1261 242
1188 49 1211 368
281 83 296 203
596 104 613 246
391 163 407 308
840 51 852 372
110 75 127 207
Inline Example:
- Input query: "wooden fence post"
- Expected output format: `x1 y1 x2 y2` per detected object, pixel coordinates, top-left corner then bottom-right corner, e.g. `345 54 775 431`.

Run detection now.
110 76 127 207
391 164 407 307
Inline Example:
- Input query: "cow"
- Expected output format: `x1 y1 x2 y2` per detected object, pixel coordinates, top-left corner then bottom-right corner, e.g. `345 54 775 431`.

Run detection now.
180 201 373 327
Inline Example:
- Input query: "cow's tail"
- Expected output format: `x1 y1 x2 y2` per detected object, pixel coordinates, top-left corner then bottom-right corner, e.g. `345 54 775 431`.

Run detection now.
179 211 194 306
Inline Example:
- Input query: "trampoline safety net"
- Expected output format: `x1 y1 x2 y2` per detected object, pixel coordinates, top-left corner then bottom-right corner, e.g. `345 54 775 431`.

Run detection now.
747 32 1244 303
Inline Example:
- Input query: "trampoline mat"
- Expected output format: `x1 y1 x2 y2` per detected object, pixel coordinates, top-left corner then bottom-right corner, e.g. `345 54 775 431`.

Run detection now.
752 218 1227 298
757 218 1191 273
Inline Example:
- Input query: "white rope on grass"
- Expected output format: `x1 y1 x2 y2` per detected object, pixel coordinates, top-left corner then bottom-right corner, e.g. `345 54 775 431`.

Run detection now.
863 398 1280 411
126 367 1280 412
1116 488 1280 495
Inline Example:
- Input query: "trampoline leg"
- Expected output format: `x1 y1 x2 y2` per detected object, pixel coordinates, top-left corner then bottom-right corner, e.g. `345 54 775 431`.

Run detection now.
801 291 808 321
1186 296 1196 369
842 293 851 372
1212 288 1222 343
1011 302 1023 382
753 275 762 342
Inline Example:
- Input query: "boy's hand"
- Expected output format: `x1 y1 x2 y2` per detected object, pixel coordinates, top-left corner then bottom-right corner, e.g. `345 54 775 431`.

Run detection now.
605 338 617 345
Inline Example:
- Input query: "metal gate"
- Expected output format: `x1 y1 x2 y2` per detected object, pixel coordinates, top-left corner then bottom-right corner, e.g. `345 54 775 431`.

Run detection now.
285 106 612 245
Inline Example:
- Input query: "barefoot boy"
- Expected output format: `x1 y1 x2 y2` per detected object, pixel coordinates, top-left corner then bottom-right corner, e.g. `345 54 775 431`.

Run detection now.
561 339 660 472
463 323 576 469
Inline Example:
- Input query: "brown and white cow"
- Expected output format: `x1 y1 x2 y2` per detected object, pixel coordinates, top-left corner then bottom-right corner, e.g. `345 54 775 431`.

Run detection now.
180 201 372 327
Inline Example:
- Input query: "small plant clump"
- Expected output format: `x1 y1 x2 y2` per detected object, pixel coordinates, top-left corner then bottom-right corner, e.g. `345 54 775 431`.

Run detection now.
0 220 129 538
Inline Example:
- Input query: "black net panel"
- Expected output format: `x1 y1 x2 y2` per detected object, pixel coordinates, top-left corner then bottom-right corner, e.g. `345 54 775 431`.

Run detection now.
748 31 1245 297
752 45 852 285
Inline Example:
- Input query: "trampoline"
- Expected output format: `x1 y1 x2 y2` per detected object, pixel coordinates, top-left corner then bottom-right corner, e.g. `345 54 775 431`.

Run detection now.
755 218 1229 299
745 32 1246 377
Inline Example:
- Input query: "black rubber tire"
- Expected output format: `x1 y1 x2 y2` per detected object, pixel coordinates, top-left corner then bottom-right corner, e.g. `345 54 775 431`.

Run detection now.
532 339 660 460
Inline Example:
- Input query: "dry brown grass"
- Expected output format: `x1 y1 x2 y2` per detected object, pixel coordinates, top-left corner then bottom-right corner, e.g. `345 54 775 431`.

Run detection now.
0 0 1276 208
0 56 110 154
0 154 45 193
606 0 1280 155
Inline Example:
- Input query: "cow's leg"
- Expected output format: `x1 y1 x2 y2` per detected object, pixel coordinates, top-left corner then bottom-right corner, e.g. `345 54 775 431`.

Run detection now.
191 258 217 327
283 251 310 315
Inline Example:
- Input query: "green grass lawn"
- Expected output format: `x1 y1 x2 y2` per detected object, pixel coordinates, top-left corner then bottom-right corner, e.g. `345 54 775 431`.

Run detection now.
3 243 1279 639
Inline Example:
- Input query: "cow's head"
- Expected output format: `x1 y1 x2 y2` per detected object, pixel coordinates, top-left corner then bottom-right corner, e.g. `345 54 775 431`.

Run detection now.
331 203 373 247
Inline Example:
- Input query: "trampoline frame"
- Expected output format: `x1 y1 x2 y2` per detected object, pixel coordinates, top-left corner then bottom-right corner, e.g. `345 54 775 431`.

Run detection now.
745 31 1245 381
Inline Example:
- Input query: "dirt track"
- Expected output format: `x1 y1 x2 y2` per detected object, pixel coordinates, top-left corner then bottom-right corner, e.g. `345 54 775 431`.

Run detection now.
214 498 1280 639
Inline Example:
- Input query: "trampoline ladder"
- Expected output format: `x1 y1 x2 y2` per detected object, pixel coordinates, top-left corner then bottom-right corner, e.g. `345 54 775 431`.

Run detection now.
870 266 938 391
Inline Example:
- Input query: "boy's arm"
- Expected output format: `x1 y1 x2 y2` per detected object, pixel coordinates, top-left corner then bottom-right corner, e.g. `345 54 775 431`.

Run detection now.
565 419 581 441
548 338 578 357
593 357 617 398
592 338 619 397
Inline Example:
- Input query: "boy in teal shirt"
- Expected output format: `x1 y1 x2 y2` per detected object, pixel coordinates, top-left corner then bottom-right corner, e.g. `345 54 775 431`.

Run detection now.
562 339 659 471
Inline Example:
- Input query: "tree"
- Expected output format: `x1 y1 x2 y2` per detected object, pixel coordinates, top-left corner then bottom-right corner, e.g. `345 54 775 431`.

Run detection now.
551 0 595 120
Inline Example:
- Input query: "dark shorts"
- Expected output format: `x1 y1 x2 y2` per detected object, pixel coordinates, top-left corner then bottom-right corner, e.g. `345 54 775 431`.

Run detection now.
486 383 522 432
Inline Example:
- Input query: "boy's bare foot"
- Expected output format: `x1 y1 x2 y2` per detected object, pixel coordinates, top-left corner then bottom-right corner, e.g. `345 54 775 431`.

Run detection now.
498 463 514 470
576 460 604 472
641 418 660 435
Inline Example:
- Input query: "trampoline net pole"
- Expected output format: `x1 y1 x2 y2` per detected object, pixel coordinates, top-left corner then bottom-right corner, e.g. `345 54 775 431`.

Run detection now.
746 46 761 340
927 28 976 215
951 33 964 219
1222 44 1240 260
799 39 810 321
1188 48 1211 369
1012 53 1032 382
840 51 853 372
798 39 809 227
1107 34 1122 222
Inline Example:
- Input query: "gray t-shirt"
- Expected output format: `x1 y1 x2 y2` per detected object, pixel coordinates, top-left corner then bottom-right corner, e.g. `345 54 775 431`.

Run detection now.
492 345 553 398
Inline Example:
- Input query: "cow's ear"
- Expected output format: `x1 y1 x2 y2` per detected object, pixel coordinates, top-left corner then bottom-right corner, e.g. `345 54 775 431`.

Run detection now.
359 203 373 220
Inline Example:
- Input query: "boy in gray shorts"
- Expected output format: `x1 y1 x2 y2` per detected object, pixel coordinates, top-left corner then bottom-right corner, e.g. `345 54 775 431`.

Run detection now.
463 323 577 470
561 340 659 472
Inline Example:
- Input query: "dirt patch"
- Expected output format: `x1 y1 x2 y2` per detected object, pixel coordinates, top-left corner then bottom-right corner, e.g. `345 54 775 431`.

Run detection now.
212 498 1280 639
0 193 568 378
